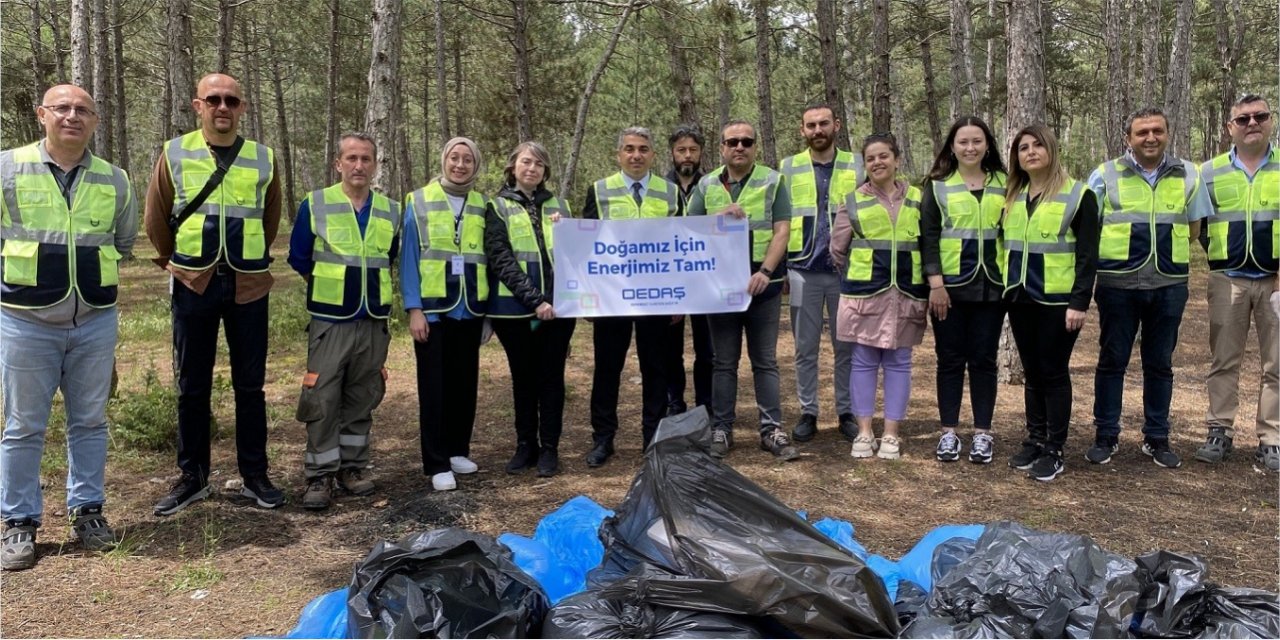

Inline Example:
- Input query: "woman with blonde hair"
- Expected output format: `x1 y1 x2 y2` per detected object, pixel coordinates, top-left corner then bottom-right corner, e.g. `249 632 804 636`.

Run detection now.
1000 124 1099 482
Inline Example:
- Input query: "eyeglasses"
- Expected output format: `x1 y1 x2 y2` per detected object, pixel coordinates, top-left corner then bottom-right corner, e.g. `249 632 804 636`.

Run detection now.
1230 112 1272 127
41 104 97 119
200 95 243 110
722 137 755 148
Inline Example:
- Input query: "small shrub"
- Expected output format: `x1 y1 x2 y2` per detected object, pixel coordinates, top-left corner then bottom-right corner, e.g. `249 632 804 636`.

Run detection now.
109 368 178 451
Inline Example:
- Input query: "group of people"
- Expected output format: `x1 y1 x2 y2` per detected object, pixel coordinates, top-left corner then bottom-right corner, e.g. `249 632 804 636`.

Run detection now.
0 71 1275 571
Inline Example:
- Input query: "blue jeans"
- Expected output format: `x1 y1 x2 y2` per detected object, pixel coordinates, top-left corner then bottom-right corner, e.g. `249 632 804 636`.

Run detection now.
1 308 117 524
1092 284 1188 441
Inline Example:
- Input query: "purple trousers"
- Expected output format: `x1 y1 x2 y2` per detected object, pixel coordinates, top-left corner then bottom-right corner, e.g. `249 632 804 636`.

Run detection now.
850 344 913 421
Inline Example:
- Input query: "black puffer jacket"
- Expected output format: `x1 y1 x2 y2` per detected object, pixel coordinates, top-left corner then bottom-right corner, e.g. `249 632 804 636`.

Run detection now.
484 184 558 311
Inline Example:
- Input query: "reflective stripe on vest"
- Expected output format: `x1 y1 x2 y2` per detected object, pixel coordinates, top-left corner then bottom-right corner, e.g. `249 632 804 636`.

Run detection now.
1096 158 1195 276
306 184 401 320
488 195 570 318
165 130 275 272
932 171 1006 287
594 173 679 219
781 149 864 262
1201 149 1279 273
699 164 783 281
408 181 489 314
1001 179 1086 305
0 142 129 309
840 186 928 300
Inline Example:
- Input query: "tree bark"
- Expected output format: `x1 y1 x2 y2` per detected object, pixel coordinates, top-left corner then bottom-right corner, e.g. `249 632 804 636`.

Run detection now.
421 29 433 181
512 0 534 141
434 0 451 143
452 31 465 137
91 0 112 160
892 80 913 174
365 0 402 194
920 34 941 154
870 0 891 133
48 0 69 82
714 0 734 165
1140 0 1161 106
167 0 194 136
752 0 777 167
1215 0 1244 152
216 0 236 73
1103 0 1128 157
325 0 341 184
1162 0 1192 158
1003 0 1045 146
983 0 998 124
659 0 701 127
29 1 49 96
948 0 978 120
268 43 296 219
396 70 412 197
110 0 129 174
816 0 851 150
561 0 637 198
71 0 92 89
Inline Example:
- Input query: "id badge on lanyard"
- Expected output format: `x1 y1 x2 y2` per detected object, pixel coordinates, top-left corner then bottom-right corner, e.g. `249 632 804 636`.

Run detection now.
452 202 465 275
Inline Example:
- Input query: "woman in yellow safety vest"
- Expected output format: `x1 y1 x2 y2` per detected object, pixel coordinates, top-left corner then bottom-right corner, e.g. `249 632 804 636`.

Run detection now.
483 141 576 479
830 133 928 461
920 117 1008 465
1000 124 1100 482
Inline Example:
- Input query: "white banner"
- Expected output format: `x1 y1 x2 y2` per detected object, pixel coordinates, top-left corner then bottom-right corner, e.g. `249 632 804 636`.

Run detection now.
552 215 752 317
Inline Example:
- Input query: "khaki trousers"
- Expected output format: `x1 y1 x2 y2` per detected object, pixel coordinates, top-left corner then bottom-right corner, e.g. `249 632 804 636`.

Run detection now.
1206 273 1279 445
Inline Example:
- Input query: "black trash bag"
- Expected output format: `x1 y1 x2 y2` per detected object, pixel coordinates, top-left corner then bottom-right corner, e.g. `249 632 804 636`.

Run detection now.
544 565 775 638
346 527 550 639
896 538 978 628
587 407 899 638
894 580 930 628
900 521 1142 638
1128 550 1280 639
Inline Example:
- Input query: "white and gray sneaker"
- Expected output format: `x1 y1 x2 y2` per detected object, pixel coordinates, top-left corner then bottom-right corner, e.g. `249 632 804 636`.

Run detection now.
936 431 961 462
969 433 994 464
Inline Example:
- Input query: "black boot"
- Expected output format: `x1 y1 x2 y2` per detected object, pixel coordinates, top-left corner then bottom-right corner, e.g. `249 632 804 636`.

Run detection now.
506 441 537 474
536 446 560 477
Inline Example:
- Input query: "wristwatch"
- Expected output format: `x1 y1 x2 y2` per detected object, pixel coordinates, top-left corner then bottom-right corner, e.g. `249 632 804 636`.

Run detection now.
759 265 774 277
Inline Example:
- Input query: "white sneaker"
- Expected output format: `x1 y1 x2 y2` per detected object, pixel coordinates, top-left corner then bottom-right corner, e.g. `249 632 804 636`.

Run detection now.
449 456 479 474
431 471 457 491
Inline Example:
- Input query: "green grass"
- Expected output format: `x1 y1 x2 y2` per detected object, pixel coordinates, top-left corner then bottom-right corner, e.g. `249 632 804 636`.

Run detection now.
169 561 224 592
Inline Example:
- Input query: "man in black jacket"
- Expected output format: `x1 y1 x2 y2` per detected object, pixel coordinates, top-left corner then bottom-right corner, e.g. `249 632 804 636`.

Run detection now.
662 125 713 415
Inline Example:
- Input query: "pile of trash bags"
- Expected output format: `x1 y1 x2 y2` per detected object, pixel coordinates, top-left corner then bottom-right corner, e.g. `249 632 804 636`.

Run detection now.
282 408 1279 638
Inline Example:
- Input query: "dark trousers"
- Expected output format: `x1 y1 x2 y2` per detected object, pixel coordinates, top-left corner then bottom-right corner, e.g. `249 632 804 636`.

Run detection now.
172 270 269 480
492 317 577 452
664 315 714 411
931 301 1005 429
1093 284 1188 441
1008 303 1080 452
590 316 668 448
413 317 483 475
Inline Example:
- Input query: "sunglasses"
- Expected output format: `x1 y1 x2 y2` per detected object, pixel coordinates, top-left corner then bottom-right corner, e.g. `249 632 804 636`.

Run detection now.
722 137 755 148
201 95 243 110
1230 112 1272 127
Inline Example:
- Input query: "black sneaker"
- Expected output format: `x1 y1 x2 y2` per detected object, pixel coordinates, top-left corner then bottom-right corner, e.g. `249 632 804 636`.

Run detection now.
1142 439 1182 469
837 413 858 442
791 414 818 442
1027 451 1065 482
936 431 961 462
1085 438 1119 465
70 504 116 551
709 428 733 459
154 473 210 516
506 442 537 474
1 519 37 571
969 433 994 464
760 427 800 461
241 474 286 509
536 447 560 478
1008 443 1041 470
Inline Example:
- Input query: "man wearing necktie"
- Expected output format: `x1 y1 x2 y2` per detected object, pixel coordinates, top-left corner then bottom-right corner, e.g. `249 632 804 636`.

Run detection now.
580 127 681 467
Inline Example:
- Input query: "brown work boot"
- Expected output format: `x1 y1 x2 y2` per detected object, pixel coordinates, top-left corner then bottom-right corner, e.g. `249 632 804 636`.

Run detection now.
302 476 333 511
337 468 375 496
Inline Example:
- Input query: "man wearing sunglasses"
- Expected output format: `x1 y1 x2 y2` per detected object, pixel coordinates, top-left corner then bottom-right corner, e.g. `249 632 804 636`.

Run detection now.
685 120 797 460
144 73 284 514
1194 93 1280 472
1083 106 1210 470
0 85 137 570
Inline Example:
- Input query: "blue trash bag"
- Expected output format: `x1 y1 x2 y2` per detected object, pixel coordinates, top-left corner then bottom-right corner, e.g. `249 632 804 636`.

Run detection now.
812 518 870 560
282 588 348 639
498 533 581 604
532 495 613 580
866 554 901 602
896 524 985 593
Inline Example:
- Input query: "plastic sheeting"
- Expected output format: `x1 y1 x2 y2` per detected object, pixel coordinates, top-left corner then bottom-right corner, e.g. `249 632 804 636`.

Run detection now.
282 588 348 639
345 528 549 639
499 496 614 604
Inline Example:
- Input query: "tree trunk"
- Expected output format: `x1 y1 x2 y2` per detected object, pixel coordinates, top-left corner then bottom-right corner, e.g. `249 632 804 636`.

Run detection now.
396 70 413 197
1140 0 1161 106
870 0 891 133
920 34 941 155
49 0 69 82
71 0 92 89
421 30 433 180
561 0 637 198
216 0 236 73
269 46 296 220
983 0 998 124
110 0 129 174
512 0 534 141
1215 0 1244 152
452 31 464 137
948 0 978 120
892 82 913 174
752 0 777 167
325 0 341 184
1103 0 1128 157
365 0 402 195
659 0 700 127
239 18 259 140
1162 0 1192 158
434 0 451 143
167 0 194 136
29 2 49 96
816 0 850 150
91 0 112 160
715 0 734 166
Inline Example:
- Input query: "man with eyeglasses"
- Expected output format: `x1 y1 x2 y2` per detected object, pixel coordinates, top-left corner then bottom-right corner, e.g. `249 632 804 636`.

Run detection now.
685 120 797 460
662 124 713 416
1083 106 1210 471
1194 93 1280 471
580 126 681 467
0 84 137 570
144 73 285 514
779 103 864 445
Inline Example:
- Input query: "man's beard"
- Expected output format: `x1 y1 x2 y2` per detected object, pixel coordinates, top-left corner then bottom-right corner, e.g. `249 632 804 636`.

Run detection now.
807 136 831 153
677 162 698 177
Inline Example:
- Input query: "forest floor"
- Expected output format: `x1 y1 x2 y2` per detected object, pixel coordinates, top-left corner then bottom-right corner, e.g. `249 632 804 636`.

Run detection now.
1 240 1277 638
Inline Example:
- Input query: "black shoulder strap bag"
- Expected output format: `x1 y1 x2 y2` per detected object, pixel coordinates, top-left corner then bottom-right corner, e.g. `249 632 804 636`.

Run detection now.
168 137 246 234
